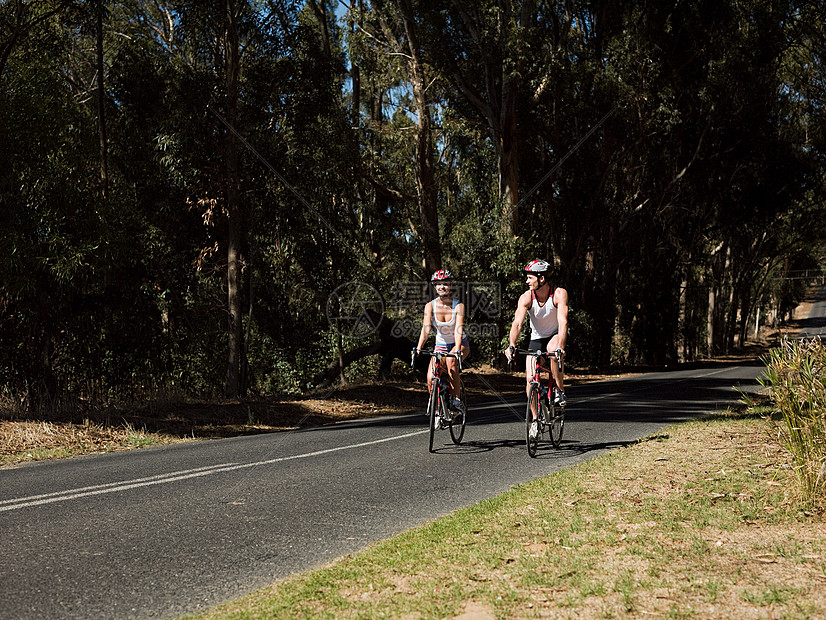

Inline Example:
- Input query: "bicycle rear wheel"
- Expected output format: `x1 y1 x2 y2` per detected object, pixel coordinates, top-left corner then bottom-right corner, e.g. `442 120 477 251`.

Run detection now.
427 381 439 453
550 402 565 447
526 385 540 458
449 387 466 445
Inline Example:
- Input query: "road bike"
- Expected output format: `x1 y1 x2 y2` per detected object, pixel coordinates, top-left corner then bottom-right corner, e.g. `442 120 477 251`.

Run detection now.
412 349 467 452
512 348 565 457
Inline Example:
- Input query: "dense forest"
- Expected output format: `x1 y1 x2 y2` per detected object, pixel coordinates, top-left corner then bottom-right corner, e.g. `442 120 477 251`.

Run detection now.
2 0 825 408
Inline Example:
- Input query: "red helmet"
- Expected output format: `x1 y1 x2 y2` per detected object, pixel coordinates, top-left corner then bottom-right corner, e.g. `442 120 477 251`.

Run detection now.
524 259 550 274
431 269 454 282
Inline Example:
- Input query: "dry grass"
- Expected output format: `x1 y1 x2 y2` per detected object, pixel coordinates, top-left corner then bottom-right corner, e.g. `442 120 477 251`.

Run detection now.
0 418 180 463
0 380 427 467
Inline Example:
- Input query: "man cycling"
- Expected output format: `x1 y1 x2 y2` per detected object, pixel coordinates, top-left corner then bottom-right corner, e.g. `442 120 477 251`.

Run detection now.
504 260 569 436
413 269 470 417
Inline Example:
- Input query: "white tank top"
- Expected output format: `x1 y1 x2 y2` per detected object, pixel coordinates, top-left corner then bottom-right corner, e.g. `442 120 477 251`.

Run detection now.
529 288 559 339
432 298 461 345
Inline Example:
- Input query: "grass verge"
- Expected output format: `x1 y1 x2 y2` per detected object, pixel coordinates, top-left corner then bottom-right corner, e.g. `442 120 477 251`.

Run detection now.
186 406 826 620
0 418 180 465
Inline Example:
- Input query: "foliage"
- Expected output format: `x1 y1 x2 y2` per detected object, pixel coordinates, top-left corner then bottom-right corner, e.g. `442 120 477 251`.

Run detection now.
760 337 826 502
1 0 825 411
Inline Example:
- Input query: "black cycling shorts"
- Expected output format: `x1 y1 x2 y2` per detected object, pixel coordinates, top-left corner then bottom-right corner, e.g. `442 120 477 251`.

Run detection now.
527 330 558 353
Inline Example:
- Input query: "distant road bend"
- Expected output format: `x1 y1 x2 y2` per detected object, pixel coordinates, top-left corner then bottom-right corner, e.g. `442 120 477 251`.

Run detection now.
5 288 825 619
795 282 826 340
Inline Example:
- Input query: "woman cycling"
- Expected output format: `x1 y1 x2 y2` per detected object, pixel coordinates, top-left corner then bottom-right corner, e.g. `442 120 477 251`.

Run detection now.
414 269 470 413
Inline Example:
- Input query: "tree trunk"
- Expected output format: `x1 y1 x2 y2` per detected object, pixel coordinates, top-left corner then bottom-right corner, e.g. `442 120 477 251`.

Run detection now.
224 0 244 398
398 0 441 274
95 0 108 200
498 88 520 237
311 310 415 389
308 0 331 57
708 244 731 355
350 0 360 125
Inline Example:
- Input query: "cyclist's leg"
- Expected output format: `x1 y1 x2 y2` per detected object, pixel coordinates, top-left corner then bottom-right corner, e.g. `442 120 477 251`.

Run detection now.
424 357 436 418
547 332 564 392
526 382 540 456
445 356 458 394
525 355 535 399
451 338 470 398
527 338 549 412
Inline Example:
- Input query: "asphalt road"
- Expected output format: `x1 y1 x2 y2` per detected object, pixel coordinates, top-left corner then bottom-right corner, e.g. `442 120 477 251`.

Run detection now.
796 282 826 339
0 359 769 620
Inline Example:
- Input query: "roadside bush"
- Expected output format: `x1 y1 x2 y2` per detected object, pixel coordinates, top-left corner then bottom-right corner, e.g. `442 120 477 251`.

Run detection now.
567 308 598 368
760 337 826 501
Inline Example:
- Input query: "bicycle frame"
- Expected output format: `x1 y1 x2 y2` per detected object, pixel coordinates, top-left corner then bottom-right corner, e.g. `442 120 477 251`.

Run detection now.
414 349 463 396
413 349 466 452
515 348 562 393
512 348 565 455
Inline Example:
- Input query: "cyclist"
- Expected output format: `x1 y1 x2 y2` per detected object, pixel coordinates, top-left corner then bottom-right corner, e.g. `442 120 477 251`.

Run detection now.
504 260 569 437
413 269 470 419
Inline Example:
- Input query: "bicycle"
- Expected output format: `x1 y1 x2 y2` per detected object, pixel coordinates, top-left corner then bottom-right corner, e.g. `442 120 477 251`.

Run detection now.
412 349 467 452
511 348 565 457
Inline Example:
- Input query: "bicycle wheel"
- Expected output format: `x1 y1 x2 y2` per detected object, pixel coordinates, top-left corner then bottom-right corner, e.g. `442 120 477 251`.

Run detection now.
449 387 466 445
550 401 565 447
526 384 540 458
428 380 439 453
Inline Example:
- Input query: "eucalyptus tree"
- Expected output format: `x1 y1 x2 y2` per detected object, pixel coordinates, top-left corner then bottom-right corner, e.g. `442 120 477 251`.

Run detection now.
688 0 823 355
0 0 137 403
412 0 583 238
140 0 306 397
342 0 445 275
554 0 825 363
0 0 77 78
510 0 823 364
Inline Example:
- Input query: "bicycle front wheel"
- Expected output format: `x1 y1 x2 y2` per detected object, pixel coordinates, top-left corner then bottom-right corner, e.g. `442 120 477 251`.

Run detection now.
526 385 540 458
427 381 439 453
550 402 565 448
449 388 466 445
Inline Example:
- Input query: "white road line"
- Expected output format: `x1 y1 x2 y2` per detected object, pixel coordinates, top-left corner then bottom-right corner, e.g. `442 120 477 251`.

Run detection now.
1 429 428 513
0 463 238 507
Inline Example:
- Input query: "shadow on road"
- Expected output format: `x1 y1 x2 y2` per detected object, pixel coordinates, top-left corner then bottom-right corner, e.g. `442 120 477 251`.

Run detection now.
299 366 762 436
430 438 524 454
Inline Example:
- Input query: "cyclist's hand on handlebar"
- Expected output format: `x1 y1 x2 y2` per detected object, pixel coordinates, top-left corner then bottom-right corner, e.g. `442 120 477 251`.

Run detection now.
504 345 515 362
410 348 418 366
504 345 515 372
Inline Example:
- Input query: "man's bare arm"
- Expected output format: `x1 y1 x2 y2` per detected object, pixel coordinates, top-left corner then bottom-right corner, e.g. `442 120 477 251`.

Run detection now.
507 291 531 351
554 287 569 352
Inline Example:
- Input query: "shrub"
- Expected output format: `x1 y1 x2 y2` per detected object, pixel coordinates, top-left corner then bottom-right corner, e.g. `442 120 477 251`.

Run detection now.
760 337 826 501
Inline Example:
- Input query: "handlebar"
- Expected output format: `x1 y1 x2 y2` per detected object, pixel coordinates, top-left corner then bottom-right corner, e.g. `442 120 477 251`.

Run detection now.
507 347 564 372
411 348 464 371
